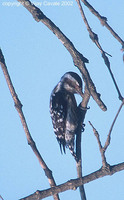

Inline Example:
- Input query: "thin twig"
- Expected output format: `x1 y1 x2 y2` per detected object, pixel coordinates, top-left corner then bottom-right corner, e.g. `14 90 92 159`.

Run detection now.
76 0 123 101
20 162 124 200
81 0 124 50
102 53 123 100
0 49 60 200
89 99 124 168
104 100 124 151
76 0 103 52
89 121 108 168
17 0 107 111
75 0 109 56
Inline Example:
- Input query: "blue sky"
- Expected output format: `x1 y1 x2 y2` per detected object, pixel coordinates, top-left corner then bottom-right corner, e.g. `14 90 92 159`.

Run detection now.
0 0 124 199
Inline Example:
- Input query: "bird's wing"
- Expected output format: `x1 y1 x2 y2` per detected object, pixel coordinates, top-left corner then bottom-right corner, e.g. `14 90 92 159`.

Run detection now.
64 94 78 155
50 91 67 153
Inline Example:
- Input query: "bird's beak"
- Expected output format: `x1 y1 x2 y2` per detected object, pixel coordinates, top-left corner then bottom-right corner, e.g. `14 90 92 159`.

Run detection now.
77 88 84 98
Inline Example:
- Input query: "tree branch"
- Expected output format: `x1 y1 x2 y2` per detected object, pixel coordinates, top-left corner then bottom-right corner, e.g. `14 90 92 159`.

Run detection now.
102 53 123 101
76 0 123 101
89 98 124 167
81 0 124 50
17 0 107 111
76 85 90 200
76 85 90 161
104 100 124 151
20 162 124 200
89 121 108 168
0 49 60 200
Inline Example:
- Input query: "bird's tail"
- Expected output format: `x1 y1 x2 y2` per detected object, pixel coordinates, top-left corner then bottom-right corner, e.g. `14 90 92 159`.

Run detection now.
65 132 78 161
68 144 77 161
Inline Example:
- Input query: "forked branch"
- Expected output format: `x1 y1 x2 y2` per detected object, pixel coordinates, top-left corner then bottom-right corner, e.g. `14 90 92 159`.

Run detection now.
89 121 108 168
20 162 124 200
104 100 124 151
89 99 124 167
17 0 107 112
76 0 123 101
0 49 60 200
81 0 124 50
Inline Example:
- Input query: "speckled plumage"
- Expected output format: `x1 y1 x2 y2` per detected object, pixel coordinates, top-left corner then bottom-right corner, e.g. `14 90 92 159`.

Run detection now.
50 72 83 158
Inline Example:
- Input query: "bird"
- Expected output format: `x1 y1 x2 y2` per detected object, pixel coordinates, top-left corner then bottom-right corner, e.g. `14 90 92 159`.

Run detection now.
50 72 84 159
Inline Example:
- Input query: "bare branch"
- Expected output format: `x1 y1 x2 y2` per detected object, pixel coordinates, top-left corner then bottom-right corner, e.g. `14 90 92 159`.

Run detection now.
76 85 90 200
89 99 124 168
76 85 90 161
0 49 60 200
104 100 124 151
76 160 87 200
102 53 123 101
76 0 123 101
17 0 107 111
81 0 124 50
20 162 124 200
89 121 108 168
76 0 104 54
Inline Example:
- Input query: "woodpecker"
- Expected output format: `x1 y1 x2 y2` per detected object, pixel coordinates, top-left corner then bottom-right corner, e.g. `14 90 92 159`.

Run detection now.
50 72 84 159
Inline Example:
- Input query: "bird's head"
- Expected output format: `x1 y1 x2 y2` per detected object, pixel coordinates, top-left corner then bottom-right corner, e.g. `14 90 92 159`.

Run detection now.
60 72 84 98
